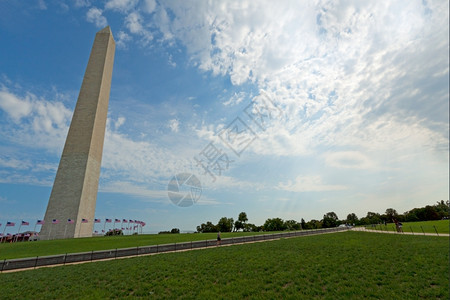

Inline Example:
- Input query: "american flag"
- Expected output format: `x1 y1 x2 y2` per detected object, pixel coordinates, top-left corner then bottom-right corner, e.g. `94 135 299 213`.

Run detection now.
37 220 45 225
21 221 30 226
141 222 146 227
52 219 59 224
95 218 101 223
67 219 74 224
105 218 112 223
115 219 121 223
122 219 128 223
6 221 15 226
81 218 88 223
129 220 134 223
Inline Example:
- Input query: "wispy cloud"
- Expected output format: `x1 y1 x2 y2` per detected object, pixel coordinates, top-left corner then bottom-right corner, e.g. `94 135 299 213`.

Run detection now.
277 175 348 192
86 7 107 28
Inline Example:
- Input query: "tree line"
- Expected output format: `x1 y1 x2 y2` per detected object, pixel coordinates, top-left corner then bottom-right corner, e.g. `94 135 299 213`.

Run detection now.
196 200 449 233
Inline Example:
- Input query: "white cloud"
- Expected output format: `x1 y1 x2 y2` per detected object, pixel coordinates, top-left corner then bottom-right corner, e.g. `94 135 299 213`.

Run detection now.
0 90 33 122
100 181 168 202
142 0 157 14
324 151 373 169
86 7 107 28
105 0 139 12
74 0 90 8
116 31 132 49
278 175 348 192
0 89 72 151
223 92 246 106
168 119 179 133
37 0 47 10
114 116 126 129
136 0 447 162
125 11 153 45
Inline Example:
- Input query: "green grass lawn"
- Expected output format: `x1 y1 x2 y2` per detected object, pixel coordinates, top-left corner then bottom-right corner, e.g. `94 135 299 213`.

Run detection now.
0 231 274 260
0 231 448 299
365 220 449 234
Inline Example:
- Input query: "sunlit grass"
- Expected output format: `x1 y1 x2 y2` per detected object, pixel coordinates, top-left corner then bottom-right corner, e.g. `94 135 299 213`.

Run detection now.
1 231 448 299
365 220 449 234
0 231 272 260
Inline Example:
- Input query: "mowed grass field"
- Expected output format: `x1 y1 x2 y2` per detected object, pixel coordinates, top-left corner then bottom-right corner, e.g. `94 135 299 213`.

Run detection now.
366 220 449 234
0 231 272 260
0 231 448 299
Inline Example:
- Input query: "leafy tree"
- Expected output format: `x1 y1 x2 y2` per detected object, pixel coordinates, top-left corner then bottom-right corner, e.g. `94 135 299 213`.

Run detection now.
105 229 123 236
234 220 243 232
346 213 358 225
364 212 382 224
322 212 339 228
234 212 249 231
263 218 287 231
171 228 180 234
385 208 398 220
305 219 322 229
196 221 218 233
238 212 248 223
217 217 234 232
244 223 261 232
435 200 449 219
300 218 306 230
284 220 301 230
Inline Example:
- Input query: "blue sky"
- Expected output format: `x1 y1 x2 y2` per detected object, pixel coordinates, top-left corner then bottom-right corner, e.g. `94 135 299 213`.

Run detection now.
0 0 448 233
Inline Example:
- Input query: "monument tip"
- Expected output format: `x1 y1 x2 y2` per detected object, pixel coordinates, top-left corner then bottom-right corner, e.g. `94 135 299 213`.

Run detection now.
98 26 112 34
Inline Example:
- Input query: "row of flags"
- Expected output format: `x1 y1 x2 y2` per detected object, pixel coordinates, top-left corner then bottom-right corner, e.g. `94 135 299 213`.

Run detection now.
1 219 146 227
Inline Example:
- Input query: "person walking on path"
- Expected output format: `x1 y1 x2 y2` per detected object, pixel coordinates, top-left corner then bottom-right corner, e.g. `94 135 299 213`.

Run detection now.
217 231 221 246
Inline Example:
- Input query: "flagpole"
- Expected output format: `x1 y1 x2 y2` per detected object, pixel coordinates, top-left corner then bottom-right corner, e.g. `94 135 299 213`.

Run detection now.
64 223 68 238
33 222 37 233
15 224 22 242
78 220 82 237
49 223 52 240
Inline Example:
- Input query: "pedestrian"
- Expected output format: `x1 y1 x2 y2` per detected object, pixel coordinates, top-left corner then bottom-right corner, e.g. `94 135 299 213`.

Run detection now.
217 231 221 246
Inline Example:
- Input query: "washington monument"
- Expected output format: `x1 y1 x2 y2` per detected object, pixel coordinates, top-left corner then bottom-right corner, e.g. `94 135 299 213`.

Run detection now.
40 26 115 239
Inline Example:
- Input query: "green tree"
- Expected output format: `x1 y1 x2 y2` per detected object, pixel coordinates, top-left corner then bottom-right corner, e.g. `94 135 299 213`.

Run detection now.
244 223 261 232
263 218 286 231
196 221 218 233
238 212 248 223
217 217 234 232
385 208 398 221
306 219 322 229
234 212 249 231
366 212 382 224
284 220 301 230
322 212 339 228
346 213 358 225
234 220 243 231
300 218 306 230
434 200 449 219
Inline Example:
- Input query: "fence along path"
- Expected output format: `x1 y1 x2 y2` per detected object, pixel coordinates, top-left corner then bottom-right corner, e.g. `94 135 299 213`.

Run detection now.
352 226 449 237
1 227 347 273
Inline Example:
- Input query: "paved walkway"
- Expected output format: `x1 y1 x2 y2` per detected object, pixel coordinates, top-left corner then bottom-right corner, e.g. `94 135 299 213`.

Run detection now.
352 227 449 237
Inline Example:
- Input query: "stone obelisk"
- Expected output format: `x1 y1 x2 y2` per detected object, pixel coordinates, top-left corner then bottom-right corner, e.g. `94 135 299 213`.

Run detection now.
40 26 115 240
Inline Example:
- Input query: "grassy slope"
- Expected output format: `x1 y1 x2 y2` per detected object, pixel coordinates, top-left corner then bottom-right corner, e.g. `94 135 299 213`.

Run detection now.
0 231 448 299
0 231 273 260
366 220 449 234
